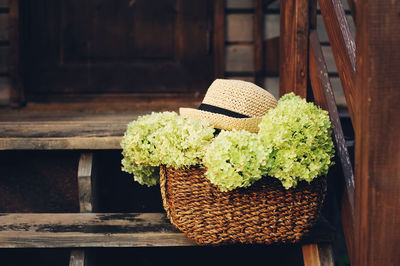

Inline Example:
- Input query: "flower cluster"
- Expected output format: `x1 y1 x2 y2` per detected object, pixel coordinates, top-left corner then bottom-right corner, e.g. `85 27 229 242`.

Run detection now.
203 130 269 192
121 93 334 190
258 93 335 189
121 112 215 186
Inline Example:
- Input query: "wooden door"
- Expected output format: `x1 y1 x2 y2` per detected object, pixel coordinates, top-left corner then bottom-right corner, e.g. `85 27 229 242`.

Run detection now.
21 0 213 97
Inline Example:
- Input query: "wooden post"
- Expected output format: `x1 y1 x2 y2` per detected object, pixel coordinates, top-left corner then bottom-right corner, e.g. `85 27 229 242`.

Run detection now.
279 0 309 98
70 152 95 266
354 0 400 265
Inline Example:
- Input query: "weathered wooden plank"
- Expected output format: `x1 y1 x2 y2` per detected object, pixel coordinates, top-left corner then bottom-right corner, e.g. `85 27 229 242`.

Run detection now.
226 44 253 72
0 121 130 138
319 0 357 127
72 152 95 266
0 111 145 150
279 0 309 98
0 13 8 41
226 14 253 42
309 30 355 261
302 243 334 266
354 0 400 265
0 137 123 150
254 0 264 86
213 0 225 78
77 153 95 213
69 250 86 266
0 213 195 248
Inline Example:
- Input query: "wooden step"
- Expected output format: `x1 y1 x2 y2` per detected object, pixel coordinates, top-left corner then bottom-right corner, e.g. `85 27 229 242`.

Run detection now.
0 213 195 248
0 112 143 150
0 212 335 249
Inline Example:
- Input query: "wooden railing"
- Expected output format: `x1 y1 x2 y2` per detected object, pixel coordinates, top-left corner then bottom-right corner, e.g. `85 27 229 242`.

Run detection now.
282 0 400 265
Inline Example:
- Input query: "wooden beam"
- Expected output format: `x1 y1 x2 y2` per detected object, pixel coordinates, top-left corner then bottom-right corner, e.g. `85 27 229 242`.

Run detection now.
253 0 264 87
279 0 309 98
302 243 334 266
213 0 225 79
77 153 95 213
318 0 357 126
0 213 195 248
309 30 355 260
71 152 95 266
354 0 400 265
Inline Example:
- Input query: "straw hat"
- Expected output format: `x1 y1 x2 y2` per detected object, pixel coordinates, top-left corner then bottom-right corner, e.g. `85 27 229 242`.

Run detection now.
180 79 277 133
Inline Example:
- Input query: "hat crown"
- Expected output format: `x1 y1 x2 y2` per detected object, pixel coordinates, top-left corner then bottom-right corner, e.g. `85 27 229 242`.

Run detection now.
202 79 277 118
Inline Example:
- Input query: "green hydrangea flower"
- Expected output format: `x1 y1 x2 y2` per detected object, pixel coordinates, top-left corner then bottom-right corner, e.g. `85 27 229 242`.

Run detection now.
121 112 215 186
126 164 160 187
259 93 335 189
203 130 270 192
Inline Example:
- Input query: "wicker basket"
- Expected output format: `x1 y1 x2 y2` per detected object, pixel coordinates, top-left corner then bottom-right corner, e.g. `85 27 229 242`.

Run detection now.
160 165 327 245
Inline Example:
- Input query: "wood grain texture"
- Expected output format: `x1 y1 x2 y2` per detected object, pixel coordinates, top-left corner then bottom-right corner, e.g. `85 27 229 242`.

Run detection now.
279 0 309 98
0 111 142 150
309 30 355 260
0 213 195 248
73 152 95 266
354 0 400 265
213 0 225 78
0 137 123 150
77 153 94 213
319 0 357 126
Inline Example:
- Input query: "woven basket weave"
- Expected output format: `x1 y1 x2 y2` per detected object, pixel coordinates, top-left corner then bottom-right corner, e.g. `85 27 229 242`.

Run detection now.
160 165 326 245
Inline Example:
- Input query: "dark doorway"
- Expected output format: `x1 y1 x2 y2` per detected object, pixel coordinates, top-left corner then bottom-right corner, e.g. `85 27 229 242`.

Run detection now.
21 0 214 98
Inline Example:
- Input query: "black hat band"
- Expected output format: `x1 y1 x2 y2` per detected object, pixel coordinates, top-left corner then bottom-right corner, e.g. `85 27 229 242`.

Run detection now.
198 104 250 119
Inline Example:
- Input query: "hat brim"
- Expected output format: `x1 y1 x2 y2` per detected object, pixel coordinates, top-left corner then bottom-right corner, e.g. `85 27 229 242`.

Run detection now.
179 108 263 133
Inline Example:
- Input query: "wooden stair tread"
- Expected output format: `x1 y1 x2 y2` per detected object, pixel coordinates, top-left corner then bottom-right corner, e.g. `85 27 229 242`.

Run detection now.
0 112 146 150
0 213 195 248
0 212 335 248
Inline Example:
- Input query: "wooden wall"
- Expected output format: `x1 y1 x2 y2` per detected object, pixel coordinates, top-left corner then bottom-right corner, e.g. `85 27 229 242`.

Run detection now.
0 0 10 105
0 0 355 108
225 0 355 106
